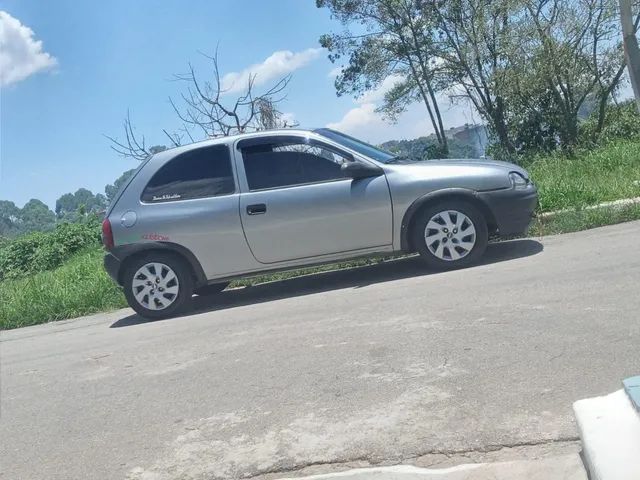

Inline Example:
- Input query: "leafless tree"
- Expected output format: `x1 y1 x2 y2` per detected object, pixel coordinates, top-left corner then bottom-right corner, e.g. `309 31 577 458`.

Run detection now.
169 50 296 137
107 50 297 159
105 111 168 160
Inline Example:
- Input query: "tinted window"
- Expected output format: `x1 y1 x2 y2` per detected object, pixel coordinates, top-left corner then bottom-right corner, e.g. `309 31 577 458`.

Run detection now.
141 145 234 202
242 141 349 190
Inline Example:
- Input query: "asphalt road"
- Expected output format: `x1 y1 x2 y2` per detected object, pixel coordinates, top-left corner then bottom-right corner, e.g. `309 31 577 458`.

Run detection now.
2 222 640 480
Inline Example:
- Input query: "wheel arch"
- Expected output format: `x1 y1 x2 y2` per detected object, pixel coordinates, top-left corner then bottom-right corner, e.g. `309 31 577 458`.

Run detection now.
114 242 207 287
400 188 497 252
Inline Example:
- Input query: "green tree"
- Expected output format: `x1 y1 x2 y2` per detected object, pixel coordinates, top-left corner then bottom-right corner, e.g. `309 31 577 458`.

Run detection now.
520 0 632 148
423 0 638 154
20 199 56 233
0 200 21 237
55 189 107 221
317 0 449 154
105 169 136 202
427 0 522 154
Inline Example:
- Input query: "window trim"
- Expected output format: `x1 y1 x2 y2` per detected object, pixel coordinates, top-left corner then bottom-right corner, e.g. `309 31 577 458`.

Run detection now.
238 136 355 192
139 144 237 204
243 176 352 193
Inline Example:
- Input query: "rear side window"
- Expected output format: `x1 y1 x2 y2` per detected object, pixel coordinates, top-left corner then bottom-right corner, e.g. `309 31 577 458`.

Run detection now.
141 145 234 202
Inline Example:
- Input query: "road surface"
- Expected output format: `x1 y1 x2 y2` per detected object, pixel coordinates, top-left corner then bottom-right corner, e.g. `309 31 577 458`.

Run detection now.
2 222 640 480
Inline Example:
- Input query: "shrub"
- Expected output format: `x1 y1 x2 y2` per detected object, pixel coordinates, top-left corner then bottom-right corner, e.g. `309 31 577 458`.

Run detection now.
0 219 102 280
580 100 640 147
0 248 127 329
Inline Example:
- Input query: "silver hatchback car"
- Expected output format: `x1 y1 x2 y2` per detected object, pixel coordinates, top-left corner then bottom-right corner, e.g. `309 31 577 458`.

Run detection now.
103 128 537 318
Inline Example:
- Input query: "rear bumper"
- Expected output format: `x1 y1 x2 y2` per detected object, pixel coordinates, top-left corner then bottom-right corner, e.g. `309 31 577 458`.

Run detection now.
478 184 538 237
103 252 122 285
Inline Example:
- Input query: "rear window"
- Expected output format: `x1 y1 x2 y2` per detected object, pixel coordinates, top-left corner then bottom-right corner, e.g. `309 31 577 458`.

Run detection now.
141 145 234 203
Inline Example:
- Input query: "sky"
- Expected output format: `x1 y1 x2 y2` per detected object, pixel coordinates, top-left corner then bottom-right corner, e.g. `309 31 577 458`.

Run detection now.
1 1 504 208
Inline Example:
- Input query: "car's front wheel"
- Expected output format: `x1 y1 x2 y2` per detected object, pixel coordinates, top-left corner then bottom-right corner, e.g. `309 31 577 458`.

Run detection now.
412 200 488 269
122 253 194 319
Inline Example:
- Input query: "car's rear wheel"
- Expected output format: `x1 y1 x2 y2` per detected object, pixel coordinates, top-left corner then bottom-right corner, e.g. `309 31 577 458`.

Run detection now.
412 200 488 269
122 252 194 319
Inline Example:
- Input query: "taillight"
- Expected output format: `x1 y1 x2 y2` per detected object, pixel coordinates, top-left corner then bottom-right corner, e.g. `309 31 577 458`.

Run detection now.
102 218 114 250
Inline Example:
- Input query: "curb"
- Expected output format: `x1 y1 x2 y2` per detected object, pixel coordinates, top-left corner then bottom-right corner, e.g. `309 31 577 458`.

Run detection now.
539 196 640 218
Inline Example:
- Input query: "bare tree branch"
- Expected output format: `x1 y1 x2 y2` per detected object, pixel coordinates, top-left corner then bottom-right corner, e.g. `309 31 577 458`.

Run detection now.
107 49 296 160
104 110 154 161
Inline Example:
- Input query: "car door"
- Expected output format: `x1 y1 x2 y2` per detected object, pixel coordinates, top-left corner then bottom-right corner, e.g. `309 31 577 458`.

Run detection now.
236 135 393 264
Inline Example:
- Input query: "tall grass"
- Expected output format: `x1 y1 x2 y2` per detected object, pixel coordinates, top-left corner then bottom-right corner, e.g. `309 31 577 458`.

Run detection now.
526 139 640 212
0 248 126 330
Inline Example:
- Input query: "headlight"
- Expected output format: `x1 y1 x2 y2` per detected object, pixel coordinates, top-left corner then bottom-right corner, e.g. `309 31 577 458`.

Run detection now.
509 172 529 189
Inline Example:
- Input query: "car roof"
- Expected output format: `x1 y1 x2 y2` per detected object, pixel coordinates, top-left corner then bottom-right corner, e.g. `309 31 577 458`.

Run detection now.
166 128 321 151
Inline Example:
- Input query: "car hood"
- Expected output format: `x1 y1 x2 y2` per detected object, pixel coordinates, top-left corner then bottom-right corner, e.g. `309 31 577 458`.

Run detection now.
388 157 530 178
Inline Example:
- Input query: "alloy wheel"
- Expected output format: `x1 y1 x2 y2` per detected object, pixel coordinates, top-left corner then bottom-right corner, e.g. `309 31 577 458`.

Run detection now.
424 210 477 261
131 262 180 311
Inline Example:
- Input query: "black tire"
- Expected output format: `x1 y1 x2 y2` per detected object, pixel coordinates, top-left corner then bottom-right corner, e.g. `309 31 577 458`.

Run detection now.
194 282 230 296
411 199 488 270
122 252 194 319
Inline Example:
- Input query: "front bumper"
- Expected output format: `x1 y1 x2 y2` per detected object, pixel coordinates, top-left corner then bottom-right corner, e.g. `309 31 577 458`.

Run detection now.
103 252 122 285
478 184 538 237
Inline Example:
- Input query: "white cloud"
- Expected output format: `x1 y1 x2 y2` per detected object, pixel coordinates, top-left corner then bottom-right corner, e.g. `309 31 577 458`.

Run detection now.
328 66 342 79
280 111 297 126
327 102 381 133
356 74 404 104
221 48 322 94
0 11 57 87
326 75 406 139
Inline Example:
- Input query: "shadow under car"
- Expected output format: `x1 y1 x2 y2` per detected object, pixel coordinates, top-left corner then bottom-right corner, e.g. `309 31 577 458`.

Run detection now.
110 238 543 328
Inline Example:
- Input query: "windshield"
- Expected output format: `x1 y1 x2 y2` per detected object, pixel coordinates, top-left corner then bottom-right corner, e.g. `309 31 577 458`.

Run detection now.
314 128 396 163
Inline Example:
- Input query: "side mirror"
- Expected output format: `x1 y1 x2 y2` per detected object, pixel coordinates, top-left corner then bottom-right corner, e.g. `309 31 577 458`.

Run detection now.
341 161 383 179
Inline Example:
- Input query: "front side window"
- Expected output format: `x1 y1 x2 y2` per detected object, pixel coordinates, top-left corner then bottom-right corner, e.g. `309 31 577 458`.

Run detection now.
241 140 350 190
141 145 234 202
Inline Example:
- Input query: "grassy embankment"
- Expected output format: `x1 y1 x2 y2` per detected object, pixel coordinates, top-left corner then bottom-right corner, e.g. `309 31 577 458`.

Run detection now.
1 139 639 329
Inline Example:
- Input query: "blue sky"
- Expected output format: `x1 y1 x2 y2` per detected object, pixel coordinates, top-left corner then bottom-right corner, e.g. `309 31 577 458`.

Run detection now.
0 0 481 209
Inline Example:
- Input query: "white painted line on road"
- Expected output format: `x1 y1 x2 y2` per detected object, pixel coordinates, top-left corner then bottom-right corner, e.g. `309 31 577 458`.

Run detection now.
276 454 587 480
276 464 483 480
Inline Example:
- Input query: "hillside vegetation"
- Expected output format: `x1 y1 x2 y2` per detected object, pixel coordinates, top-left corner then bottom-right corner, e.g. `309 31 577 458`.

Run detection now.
0 249 126 330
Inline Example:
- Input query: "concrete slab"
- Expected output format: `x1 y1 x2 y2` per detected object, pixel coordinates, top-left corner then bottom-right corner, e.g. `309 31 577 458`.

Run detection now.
276 454 587 480
574 389 640 480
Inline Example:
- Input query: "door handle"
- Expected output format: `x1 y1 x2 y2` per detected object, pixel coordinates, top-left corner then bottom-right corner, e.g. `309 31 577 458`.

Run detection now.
246 203 267 215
